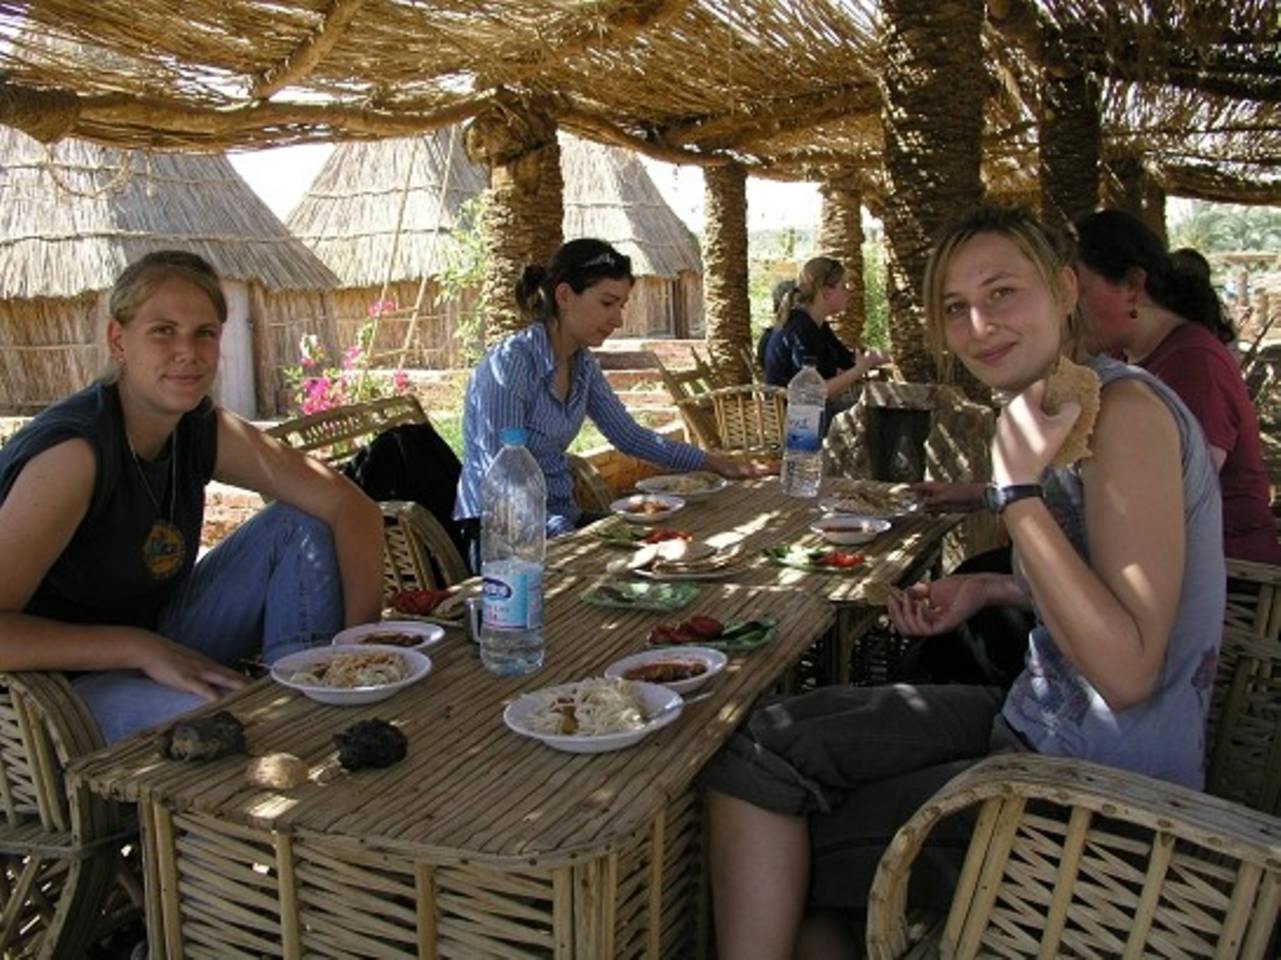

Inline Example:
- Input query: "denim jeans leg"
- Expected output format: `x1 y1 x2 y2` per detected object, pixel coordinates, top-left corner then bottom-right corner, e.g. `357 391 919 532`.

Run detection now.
71 671 206 745
157 502 347 665
71 504 346 745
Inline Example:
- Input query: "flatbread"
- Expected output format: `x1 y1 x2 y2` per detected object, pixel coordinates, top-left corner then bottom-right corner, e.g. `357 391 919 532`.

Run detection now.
1042 357 1101 468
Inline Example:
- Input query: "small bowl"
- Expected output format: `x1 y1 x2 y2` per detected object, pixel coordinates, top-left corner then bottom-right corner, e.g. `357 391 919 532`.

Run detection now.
610 493 686 523
332 620 445 653
811 516 892 545
604 646 728 695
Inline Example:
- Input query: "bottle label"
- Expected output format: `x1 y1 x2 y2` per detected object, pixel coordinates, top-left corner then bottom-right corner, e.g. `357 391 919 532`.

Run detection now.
481 564 544 631
785 403 823 453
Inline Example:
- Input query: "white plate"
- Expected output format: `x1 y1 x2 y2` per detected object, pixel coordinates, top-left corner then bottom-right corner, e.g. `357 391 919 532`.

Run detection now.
332 620 446 653
503 680 683 753
810 516 892 545
633 561 740 581
635 472 730 502
603 647 727 695
271 644 432 706
820 493 922 520
610 493 686 523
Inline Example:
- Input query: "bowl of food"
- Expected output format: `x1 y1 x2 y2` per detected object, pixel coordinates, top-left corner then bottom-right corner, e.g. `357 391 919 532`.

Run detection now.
332 620 445 653
604 646 727 695
635 471 730 502
503 678 682 753
610 493 685 523
271 645 432 706
810 515 892 545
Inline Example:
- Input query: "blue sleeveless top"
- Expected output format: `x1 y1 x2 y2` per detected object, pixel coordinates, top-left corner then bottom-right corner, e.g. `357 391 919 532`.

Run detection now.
0 382 218 630
1001 355 1224 789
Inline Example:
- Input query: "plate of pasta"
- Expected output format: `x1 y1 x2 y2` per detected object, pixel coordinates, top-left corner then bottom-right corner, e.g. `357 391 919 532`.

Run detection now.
271 644 432 706
503 678 683 753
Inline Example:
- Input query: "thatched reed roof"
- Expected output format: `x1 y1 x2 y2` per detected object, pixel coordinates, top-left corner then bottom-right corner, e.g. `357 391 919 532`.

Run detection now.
0 2 1275 203
561 134 701 280
286 127 486 288
0 126 338 299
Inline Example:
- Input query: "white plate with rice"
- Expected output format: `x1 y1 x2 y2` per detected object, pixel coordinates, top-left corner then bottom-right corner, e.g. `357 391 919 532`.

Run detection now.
271 644 432 706
503 678 683 753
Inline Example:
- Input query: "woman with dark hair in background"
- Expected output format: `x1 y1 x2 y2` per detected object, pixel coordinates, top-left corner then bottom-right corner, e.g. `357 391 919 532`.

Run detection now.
454 238 757 540
1075 209 1281 564
0 251 385 744
763 256 889 405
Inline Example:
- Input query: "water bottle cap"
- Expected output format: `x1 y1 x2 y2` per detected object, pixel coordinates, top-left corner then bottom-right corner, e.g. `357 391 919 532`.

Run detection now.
499 427 527 446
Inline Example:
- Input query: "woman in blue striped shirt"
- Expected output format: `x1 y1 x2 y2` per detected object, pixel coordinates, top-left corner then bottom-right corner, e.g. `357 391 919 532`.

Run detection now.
454 238 753 539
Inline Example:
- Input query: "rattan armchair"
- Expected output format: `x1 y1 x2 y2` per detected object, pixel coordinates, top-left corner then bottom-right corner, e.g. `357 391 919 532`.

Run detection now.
0 672 141 958
267 396 468 596
684 383 787 457
867 750 1281 959
868 558 1281 958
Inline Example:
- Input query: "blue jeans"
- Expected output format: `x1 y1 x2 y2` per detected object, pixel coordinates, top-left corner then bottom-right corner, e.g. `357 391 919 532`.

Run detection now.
72 503 346 744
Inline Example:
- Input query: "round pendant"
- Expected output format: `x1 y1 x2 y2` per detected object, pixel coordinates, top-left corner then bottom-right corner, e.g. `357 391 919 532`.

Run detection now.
141 520 186 579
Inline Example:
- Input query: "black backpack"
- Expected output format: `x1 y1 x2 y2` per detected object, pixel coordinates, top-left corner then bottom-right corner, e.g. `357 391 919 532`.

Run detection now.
342 422 467 560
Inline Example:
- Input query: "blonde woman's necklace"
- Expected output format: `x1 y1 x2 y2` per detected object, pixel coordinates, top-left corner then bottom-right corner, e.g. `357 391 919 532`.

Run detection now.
129 433 186 579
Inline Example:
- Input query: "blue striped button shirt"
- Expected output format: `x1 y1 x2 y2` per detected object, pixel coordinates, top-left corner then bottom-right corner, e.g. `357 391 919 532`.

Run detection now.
453 323 707 536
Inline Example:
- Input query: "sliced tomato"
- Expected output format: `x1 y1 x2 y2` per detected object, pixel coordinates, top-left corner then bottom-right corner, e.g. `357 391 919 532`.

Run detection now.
680 614 724 638
641 528 692 544
819 550 864 569
391 588 453 614
647 624 687 646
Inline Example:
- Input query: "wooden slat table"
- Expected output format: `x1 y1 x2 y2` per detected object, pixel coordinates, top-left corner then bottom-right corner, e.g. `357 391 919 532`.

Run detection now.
550 477 961 683
72 576 832 960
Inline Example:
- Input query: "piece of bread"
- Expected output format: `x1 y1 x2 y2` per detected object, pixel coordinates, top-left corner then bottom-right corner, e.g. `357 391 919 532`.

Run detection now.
1042 357 1101 468
247 752 309 790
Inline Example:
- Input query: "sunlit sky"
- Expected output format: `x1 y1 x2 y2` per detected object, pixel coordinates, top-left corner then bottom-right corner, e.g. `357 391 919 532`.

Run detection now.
227 143 823 235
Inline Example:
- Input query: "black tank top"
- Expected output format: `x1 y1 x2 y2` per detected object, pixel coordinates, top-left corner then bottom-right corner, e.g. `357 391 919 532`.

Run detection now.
0 382 218 629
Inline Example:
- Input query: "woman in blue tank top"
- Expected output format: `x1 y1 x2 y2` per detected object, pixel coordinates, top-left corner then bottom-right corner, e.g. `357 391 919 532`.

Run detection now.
0 251 385 743
702 208 1224 959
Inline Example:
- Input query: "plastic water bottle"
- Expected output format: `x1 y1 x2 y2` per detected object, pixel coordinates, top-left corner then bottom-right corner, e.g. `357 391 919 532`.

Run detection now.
781 358 825 498
480 428 546 675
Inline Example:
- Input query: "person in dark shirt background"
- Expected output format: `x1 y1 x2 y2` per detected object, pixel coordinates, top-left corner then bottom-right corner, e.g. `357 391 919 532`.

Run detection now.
762 256 889 411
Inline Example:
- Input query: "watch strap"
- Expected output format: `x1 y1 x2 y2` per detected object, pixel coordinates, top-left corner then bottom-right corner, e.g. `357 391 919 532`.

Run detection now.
984 483 1043 514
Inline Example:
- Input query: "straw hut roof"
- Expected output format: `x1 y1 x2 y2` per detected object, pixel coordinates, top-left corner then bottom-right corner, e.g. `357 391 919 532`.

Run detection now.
561 134 700 279
0 2 1275 204
0 126 338 300
286 127 487 288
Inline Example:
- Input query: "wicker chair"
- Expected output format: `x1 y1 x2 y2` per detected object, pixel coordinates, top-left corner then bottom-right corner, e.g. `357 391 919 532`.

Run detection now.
0 673 141 958
868 560 1281 958
686 383 787 457
567 453 614 513
654 354 720 449
267 396 468 597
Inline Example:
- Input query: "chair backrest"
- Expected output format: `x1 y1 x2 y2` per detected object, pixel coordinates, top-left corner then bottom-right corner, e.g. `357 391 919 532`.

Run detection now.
567 454 614 513
266 395 427 466
1205 559 1281 815
380 500 469 594
654 354 720 449
704 383 786 456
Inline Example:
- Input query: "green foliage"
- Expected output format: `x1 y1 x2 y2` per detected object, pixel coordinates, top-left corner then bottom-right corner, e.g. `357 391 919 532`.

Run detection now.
1168 201 1281 253
860 237 890 350
437 194 488 367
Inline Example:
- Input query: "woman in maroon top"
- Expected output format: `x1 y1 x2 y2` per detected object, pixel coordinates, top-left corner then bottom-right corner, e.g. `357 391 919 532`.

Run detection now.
1074 209 1281 564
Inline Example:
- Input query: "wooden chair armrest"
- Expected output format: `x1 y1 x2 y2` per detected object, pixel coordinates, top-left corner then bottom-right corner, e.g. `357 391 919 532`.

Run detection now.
380 500 469 595
1227 557 1281 587
867 753 1281 959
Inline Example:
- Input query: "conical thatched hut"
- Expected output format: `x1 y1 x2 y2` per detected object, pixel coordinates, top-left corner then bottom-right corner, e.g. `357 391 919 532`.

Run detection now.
0 127 339 417
286 128 487 370
561 134 704 338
